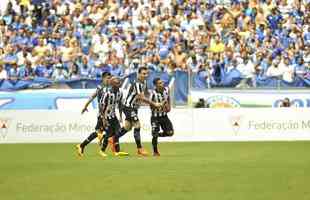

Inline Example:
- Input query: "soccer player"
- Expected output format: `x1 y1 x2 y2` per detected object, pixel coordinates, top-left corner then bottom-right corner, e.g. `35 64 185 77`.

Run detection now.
149 77 174 156
98 76 128 157
114 66 162 156
75 72 111 157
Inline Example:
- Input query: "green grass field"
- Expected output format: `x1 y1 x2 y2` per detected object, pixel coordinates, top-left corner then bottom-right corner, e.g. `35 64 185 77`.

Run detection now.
0 141 310 200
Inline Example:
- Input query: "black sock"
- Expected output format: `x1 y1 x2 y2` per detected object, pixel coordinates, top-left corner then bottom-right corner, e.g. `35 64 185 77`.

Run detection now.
118 127 128 138
114 134 120 152
101 135 109 152
133 128 142 148
81 132 97 148
114 128 128 152
152 136 158 153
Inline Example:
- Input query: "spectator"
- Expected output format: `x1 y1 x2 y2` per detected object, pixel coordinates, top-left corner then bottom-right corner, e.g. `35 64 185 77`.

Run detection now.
279 56 295 82
68 62 80 79
7 62 19 81
280 97 291 107
266 58 285 78
52 63 69 81
0 63 8 80
0 0 308 91
195 98 206 108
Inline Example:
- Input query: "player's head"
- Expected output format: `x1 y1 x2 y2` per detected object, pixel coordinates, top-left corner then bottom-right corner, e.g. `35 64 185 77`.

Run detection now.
110 76 121 89
153 77 164 91
137 66 148 81
101 72 111 85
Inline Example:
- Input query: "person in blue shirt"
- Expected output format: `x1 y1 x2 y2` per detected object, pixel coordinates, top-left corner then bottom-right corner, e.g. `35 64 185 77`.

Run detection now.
294 57 306 77
34 60 53 78
110 63 124 77
18 60 34 80
2 46 18 71
303 26 310 46
256 24 265 42
76 55 92 78
7 62 20 81
267 8 283 31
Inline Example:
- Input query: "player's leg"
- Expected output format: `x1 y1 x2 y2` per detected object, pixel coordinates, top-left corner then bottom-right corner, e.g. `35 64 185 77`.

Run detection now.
114 121 132 153
76 130 98 157
133 120 148 156
100 118 122 155
116 107 133 139
159 116 174 137
111 118 129 156
151 116 160 156
114 107 133 153
108 117 121 153
96 116 105 145
99 129 110 157
76 116 104 157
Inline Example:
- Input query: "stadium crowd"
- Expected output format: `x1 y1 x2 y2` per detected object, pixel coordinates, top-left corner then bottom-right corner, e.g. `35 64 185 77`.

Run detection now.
0 0 309 88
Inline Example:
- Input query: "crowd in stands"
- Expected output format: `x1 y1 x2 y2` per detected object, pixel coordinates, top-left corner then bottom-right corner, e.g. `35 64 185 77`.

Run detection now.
0 0 309 89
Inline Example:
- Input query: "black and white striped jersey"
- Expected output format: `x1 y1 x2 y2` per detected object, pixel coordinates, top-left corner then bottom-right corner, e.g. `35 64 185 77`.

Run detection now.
96 85 109 111
100 88 123 120
123 80 147 109
150 87 170 117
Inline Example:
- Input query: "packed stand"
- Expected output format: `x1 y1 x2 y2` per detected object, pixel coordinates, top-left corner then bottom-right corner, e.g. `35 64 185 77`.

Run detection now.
0 0 309 89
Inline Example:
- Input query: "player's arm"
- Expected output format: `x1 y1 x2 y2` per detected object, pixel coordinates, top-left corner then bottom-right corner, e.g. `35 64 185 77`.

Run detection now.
165 89 171 112
149 91 158 110
136 84 161 108
81 90 97 114
118 101 123 123
118 92 123 122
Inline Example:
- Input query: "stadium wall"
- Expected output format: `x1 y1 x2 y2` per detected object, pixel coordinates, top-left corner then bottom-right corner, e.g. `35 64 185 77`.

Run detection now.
191 89 310 108
1 108 310 143
2 89 310 110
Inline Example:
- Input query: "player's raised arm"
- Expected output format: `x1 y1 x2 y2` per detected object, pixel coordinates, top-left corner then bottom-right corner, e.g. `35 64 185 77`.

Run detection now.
136 83 162 108
164 88 171 112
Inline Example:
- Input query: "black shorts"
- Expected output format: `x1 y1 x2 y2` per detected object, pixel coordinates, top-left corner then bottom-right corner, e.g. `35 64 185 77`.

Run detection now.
95 115 104 131
105 117 121 137
151 115 173 135
123 106 139 122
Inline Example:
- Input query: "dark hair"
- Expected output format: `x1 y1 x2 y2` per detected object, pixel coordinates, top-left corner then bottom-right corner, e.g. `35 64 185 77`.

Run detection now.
138 66 148 73
153 77 160 85
102 72 111 79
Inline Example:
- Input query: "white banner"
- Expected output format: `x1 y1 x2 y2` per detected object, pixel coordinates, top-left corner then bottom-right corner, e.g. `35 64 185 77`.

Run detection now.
191 90 310 108
1 108 310 143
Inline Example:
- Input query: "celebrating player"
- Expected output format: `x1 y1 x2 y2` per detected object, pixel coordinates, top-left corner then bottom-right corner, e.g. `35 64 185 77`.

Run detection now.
98 76 128 157
114 66 162 156
149 77 174 156
75 72 111 157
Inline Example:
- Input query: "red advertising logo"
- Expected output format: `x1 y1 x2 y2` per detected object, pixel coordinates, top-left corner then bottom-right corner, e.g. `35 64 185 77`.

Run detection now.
0 118 10 140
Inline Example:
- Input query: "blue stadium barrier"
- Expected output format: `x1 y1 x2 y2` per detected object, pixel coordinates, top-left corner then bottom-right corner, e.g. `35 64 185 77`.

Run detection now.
174 70 188 104
2 71 310 106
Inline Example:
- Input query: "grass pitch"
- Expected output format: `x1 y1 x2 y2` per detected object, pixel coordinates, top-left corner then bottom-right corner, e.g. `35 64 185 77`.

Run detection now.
0 141 309 200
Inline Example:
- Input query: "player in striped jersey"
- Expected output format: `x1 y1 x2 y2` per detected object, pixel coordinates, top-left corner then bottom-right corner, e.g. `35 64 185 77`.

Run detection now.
114 67 162 156
76 72 111 157
98 76 129 157
150 77 174 156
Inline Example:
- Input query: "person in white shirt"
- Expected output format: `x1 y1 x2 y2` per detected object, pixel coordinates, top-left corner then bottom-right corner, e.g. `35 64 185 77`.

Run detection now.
266 58 285 78
236 56 256 88
0 63 8 80
279 56 295 82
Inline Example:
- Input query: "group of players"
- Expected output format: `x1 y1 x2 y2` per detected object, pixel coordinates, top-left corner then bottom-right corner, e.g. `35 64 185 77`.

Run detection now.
75 67 174 157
